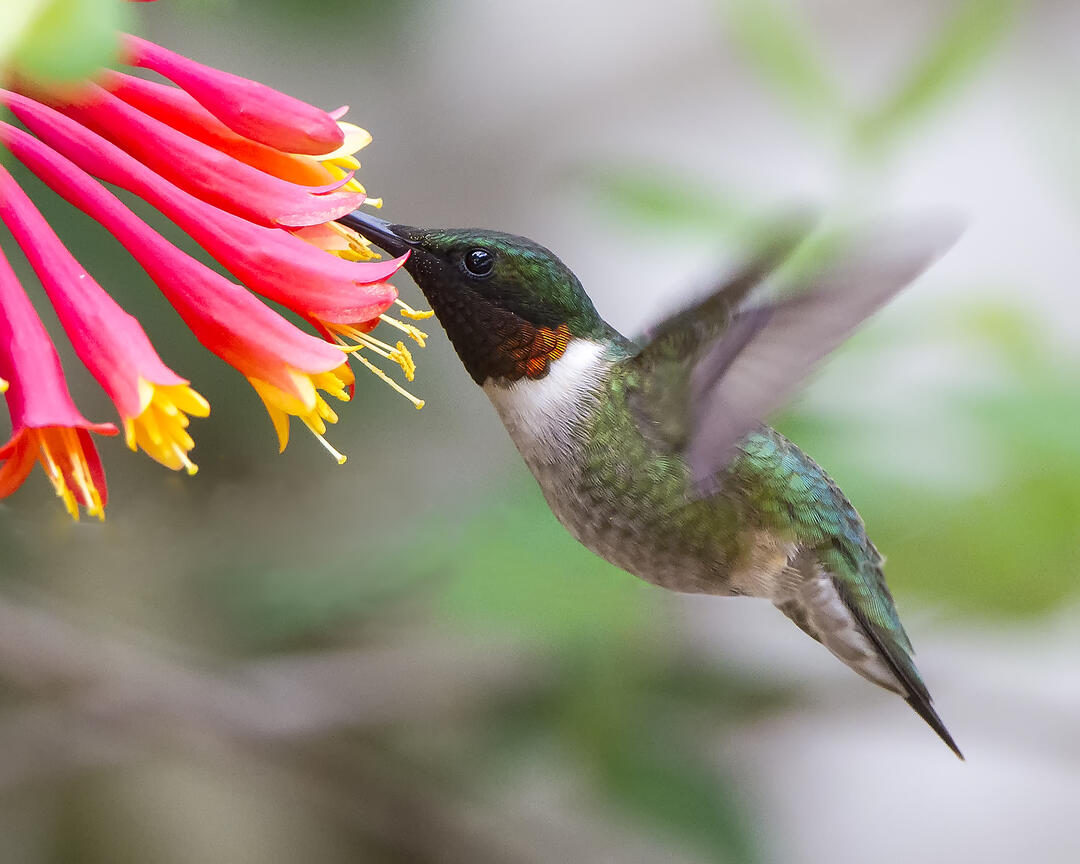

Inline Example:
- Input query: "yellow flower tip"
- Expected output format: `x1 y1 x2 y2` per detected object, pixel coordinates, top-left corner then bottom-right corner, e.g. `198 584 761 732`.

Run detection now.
248 366 351 464
34 427 106 523
313 123 372 161
394 298 435 320
322 316 429 409
304 221 380 262
0 377 8 393
127 382 208 473
378 313 428 347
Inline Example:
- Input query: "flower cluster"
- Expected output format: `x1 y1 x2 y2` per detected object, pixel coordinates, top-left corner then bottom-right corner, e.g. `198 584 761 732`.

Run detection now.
0 2 430 520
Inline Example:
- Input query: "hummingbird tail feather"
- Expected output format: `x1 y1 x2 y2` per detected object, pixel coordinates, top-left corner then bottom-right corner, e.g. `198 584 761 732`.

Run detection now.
779 549 963 759
905 693 965 760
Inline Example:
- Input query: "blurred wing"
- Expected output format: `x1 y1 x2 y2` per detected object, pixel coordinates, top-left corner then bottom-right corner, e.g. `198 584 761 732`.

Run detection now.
684 223 960 494
628 224 810 451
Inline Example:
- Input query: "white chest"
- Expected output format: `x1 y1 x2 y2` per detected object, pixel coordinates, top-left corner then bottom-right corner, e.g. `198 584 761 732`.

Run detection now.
482 339 610 466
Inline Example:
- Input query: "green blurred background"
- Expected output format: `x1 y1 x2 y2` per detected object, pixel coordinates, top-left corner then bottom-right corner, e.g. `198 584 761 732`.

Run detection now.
1 0 1078 861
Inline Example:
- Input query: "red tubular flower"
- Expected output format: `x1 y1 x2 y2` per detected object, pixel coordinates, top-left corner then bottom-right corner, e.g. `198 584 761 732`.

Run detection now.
0 119 358 461
0 166 209 473
0 247 117 521
122 34 345 155
1 95 425 404
101 70 346 188
35 83 365 229
0 5 430 516
1 93 405 335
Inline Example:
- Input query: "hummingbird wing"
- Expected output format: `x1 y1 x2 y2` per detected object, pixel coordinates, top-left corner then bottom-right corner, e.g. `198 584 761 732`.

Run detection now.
627 225 808 453
629 222 959 495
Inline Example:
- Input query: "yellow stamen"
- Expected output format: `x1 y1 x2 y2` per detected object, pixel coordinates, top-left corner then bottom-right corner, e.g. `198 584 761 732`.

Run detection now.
330 326 418 381
377 313 428 347
330 222 378 261
0 377 8 393
352 353 425 410
125 381 210 476
394 298 435 320
32 427 105 521
248 365 353 463
294 221 379 262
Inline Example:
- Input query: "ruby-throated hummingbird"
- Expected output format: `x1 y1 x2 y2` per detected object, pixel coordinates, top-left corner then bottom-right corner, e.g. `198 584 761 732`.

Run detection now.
340 210 962 758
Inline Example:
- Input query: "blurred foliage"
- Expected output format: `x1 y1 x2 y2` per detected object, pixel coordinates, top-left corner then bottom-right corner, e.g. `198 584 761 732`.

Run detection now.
856 0 1020 151
723 0 846 125
206 485 784 861
777 303 1080 617
719 0 1021 159
589 0 1073 622
0 0 1070 861
3 0 131 84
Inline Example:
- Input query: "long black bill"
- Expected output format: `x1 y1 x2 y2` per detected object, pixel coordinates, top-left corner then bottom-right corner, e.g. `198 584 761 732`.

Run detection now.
337 209 415 258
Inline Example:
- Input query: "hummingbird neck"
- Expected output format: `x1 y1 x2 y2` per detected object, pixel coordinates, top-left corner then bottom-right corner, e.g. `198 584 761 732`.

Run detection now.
422 285 616 386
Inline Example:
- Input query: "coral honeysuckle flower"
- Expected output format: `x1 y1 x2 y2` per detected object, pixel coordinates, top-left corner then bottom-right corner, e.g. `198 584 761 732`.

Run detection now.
0 2 427 516
28 82 365 229
0 101 424 404
0 116 364 462
0 246 117 521
0 165 209 473
121 34 345 155
1 95 402 320
99 71 378 210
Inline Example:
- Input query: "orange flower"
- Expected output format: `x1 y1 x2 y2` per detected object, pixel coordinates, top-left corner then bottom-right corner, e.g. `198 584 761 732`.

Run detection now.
0 246 117 520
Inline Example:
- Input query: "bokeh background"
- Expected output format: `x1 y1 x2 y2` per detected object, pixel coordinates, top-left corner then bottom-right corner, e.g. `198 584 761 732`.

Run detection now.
1 0 1079 861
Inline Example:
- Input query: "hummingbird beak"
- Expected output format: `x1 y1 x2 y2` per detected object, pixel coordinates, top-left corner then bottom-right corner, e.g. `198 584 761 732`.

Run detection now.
337 209 416 258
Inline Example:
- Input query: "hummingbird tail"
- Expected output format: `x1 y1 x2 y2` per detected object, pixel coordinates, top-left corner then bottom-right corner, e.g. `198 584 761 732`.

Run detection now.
905 693 964 760
777 546 964 760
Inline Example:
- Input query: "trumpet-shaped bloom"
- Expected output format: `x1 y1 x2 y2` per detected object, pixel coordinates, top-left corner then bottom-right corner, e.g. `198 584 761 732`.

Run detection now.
35 83 365 228
1 93 405 334
101 71 376 204
0 117 360 461
0 247 117 520
123 34 344 155
0 165 208 473
0 5 428 517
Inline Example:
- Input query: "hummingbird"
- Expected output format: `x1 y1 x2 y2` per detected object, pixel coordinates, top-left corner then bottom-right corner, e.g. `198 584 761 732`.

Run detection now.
340 209 962 759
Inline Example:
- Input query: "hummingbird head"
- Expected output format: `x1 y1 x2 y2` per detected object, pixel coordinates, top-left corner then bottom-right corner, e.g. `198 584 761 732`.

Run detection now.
339 210 608 385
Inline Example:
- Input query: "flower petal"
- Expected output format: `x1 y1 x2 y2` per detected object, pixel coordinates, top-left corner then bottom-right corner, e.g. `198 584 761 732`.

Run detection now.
0 118 345 402
2 93 405 325
101 71 338 186
0 242 116 437
0 164 183 419
122 34 344 155
36 84 364 228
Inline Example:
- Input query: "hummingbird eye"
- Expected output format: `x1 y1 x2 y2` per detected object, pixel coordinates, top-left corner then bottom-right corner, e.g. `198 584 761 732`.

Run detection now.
464 248 495 277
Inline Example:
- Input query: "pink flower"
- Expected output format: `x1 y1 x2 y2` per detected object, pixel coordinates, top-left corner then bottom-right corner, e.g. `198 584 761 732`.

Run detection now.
0 120 359 463
122 35 345 155
1 92 405 329
31 82 365 228
0 7 431 517
0 165 209 474
0 246 117 521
